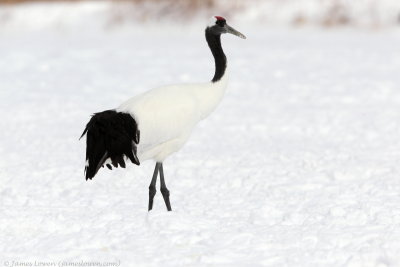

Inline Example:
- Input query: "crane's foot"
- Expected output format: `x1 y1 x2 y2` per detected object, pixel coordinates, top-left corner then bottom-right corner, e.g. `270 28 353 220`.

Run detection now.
160 187 172 211
148 185 156 211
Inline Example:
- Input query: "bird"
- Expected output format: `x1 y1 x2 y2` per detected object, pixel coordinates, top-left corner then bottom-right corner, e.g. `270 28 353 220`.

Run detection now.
80 16 246 211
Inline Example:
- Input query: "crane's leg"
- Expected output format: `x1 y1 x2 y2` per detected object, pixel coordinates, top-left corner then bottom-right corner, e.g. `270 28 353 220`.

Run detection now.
159 163 172 211
148 162 160 211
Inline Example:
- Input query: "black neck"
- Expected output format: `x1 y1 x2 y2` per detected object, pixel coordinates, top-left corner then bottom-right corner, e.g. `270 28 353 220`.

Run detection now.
205 29 227 83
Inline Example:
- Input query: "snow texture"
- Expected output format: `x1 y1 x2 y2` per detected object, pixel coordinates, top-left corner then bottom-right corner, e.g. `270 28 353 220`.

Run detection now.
1 6 400 267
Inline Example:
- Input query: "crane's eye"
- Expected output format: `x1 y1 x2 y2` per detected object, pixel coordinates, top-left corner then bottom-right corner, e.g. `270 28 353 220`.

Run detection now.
216 20 226 27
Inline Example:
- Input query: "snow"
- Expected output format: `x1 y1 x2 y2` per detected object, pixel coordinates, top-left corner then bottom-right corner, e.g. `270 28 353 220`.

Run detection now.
1 4 400 267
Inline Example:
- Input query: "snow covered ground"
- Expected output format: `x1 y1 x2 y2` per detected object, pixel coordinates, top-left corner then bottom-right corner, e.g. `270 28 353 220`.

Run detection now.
1 11 400 267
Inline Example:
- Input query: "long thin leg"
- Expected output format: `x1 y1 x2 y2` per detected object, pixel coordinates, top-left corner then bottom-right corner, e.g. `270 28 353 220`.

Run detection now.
148 163 160 211
159 163 172 211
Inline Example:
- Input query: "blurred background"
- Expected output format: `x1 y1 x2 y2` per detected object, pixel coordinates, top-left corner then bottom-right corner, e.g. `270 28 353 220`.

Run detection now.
1 0 400 30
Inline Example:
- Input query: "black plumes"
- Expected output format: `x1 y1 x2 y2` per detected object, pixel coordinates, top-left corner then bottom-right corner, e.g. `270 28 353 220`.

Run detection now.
80 110 140 180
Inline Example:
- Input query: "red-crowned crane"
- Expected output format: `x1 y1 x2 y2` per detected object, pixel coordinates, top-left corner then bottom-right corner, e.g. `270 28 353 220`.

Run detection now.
81 16 246 211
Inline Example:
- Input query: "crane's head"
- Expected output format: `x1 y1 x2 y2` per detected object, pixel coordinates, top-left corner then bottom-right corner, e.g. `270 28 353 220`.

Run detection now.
207 16 246 39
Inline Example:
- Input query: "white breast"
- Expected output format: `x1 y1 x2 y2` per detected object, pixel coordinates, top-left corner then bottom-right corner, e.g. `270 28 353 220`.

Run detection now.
117 74 228 162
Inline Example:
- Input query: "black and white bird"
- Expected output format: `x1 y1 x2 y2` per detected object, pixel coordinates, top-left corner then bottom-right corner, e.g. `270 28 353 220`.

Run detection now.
81 16 246 211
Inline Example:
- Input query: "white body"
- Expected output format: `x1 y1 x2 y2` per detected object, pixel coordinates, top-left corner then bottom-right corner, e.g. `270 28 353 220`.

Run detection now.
117 73 228 162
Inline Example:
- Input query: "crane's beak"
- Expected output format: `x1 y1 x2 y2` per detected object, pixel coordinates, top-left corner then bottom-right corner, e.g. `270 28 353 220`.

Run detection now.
225 24 246 39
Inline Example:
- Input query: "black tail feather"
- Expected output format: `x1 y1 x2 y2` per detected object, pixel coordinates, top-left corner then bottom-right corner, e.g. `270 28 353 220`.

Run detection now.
80 110 140 180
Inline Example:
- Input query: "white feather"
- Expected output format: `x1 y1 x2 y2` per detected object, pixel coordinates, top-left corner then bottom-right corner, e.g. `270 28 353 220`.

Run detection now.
207 16 217 28
117 73 228 162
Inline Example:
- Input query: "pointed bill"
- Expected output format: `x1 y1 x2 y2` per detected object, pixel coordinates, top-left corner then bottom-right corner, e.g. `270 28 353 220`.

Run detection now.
225 24 246 39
